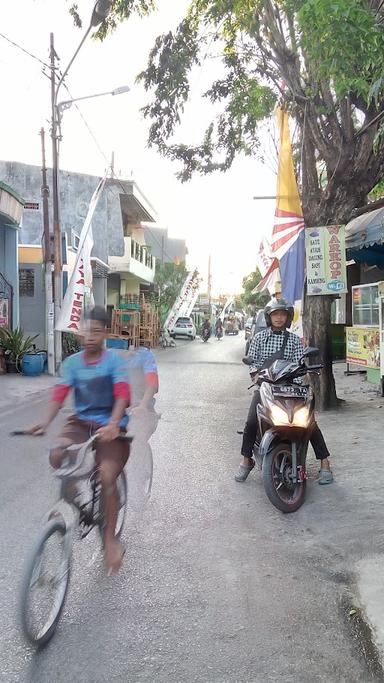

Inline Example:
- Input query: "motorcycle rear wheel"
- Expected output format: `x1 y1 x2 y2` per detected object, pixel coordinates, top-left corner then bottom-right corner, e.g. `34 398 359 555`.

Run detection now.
263 444 306 513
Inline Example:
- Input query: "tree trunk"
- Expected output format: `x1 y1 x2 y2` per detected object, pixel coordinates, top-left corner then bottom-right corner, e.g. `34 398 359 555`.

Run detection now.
302 292 338 410
301 184 363 410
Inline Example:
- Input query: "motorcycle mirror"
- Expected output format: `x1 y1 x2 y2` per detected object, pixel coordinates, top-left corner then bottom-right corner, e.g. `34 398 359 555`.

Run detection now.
242 356 253 366
301 346 319 359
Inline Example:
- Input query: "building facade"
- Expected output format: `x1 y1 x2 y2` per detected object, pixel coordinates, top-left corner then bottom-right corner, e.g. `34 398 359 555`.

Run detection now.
0 161 157 344
0 181 24 329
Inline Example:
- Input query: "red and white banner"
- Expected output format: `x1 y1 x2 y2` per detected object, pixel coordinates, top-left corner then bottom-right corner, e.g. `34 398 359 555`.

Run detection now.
164 269 200 331
56 177 106 333
253 237 280 295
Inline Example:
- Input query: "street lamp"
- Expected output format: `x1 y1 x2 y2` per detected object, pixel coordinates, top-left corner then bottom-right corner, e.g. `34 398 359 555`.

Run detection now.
57 86 130 120
49 0 112 372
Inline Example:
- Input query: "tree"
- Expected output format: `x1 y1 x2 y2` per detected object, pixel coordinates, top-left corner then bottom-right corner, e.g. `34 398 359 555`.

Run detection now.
152 261 188 324
83 0 384 409
241 270 270 310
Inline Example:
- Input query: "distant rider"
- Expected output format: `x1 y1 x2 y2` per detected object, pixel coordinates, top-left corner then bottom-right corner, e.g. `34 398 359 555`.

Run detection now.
202 318 212 338
215 317 223 338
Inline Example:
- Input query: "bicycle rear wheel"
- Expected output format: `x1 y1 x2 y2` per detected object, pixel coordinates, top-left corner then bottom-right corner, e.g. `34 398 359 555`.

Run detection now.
19 517 71 647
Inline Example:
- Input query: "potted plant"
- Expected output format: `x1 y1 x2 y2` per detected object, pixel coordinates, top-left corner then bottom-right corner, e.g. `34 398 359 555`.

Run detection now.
0 327 39 373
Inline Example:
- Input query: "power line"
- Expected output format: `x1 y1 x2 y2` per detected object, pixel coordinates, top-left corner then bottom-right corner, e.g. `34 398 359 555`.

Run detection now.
61 82 109 164
0 31 50 69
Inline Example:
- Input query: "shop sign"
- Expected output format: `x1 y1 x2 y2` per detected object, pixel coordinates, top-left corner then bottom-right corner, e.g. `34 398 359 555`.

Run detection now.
346 326 380 368
305 225 347 295
0 298 9 327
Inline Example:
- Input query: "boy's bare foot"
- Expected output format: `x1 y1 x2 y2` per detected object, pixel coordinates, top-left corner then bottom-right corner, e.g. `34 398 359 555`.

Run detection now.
105 539 125 576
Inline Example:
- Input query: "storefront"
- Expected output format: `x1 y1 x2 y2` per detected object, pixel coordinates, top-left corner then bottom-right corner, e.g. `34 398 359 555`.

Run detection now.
345 206 384 392
0 181 24 329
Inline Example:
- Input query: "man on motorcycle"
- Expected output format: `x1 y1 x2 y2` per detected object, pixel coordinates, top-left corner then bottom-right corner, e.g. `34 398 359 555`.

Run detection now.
202 318 212 339
235 299 333 485
215 317 223 338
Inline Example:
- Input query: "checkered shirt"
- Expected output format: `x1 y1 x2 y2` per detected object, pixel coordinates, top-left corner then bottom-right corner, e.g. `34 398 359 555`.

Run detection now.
248 328 304 374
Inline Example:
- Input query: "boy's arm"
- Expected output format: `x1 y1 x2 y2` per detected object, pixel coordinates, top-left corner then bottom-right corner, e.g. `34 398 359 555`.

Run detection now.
26 359 74 435
97 354 130 442
132 350 159 415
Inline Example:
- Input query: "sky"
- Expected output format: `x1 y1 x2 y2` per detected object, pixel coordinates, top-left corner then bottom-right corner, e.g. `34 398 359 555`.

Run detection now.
0 0 277 295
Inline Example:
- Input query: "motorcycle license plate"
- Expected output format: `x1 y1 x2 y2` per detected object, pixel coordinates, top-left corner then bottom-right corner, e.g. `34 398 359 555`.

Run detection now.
272 385 308 398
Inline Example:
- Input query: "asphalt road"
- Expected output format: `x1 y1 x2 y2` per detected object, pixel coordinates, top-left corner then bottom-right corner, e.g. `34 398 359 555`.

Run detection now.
0 333 377 682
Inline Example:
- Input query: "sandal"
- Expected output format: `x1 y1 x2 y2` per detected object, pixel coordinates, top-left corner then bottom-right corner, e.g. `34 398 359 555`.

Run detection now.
234 462 255 482
319 468 333 485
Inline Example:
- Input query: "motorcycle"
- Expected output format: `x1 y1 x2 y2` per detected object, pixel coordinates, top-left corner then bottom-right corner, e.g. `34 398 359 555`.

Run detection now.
242 348 323 513
202 327 211 343
215 326 223 341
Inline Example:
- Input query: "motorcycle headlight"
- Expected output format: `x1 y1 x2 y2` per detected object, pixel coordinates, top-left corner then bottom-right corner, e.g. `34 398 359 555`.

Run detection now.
270 405 290 425
292 406 309 427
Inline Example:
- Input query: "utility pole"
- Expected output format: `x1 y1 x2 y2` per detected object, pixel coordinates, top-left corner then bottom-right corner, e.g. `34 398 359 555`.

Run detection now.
40 128 55 375
208 254 212 311
50 32 62 371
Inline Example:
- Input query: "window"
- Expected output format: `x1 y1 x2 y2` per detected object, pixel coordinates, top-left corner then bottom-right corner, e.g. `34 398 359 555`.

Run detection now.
71 230 80 251
19 269 35 297
352 284 379 327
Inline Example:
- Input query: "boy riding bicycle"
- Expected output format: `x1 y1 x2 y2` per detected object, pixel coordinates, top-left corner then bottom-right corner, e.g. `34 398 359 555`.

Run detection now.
27 306 131 576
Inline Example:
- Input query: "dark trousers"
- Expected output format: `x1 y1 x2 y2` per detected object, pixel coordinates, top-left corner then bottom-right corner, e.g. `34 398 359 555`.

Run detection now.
241 390 330 461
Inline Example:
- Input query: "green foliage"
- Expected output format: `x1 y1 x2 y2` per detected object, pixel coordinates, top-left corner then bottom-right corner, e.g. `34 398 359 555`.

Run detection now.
83 0 384 217
68 0 154 37
62 332 81 358
152 261 189 325
368 177 384 201
240 270 270 310
295 0 384 101
0 327 39 361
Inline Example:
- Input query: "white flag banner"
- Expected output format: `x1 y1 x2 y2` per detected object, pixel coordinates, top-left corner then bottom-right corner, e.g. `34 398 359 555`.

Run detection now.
56 177 106 333
219 297 234 322
163 269 200 331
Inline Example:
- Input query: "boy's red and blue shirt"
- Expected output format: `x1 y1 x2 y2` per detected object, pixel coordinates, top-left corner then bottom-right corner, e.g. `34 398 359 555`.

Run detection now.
52 350 130 427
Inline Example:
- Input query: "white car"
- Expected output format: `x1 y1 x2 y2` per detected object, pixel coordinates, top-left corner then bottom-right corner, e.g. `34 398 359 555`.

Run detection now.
170 316 196 340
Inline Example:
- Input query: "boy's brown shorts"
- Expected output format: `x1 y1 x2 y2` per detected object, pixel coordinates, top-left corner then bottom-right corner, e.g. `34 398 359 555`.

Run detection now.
58 415 130 466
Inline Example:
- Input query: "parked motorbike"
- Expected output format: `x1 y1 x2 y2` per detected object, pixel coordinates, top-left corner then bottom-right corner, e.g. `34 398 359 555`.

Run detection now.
242 348 323 513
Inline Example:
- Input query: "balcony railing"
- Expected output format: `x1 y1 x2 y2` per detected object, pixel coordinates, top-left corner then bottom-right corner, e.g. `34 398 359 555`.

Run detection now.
131 239 154 270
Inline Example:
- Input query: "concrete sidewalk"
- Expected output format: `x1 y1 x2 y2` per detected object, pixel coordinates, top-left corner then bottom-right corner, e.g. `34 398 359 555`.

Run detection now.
0 372 55 415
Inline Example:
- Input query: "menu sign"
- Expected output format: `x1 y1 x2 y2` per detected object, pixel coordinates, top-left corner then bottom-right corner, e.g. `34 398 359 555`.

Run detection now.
305 225 347 295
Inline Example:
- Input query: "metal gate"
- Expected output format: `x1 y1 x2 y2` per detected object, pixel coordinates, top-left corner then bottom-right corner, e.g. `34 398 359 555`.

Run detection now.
0 271 13 328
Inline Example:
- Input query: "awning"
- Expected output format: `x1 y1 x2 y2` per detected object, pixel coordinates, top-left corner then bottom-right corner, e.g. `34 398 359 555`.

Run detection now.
0 180 24 228
345 207 384 267
106 178 157 224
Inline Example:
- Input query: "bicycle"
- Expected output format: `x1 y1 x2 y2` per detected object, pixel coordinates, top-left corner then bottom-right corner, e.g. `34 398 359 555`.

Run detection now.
15 432 131 648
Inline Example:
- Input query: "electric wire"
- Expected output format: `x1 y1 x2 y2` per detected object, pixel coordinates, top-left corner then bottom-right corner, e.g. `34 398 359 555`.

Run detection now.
0 31 50 69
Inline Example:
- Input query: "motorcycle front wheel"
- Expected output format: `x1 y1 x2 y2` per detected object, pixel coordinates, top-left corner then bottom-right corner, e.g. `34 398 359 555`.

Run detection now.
263 443 306 513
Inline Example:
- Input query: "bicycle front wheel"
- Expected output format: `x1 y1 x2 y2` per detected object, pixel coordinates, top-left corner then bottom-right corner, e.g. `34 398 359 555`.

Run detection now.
19 517 71 647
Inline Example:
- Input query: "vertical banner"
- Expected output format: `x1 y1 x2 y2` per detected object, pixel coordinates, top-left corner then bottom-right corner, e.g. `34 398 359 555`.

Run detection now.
163 269 200 330
219 297 234 322
254 237 280 295
56 177 106 333
271 108 305 306
305 225 347 295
